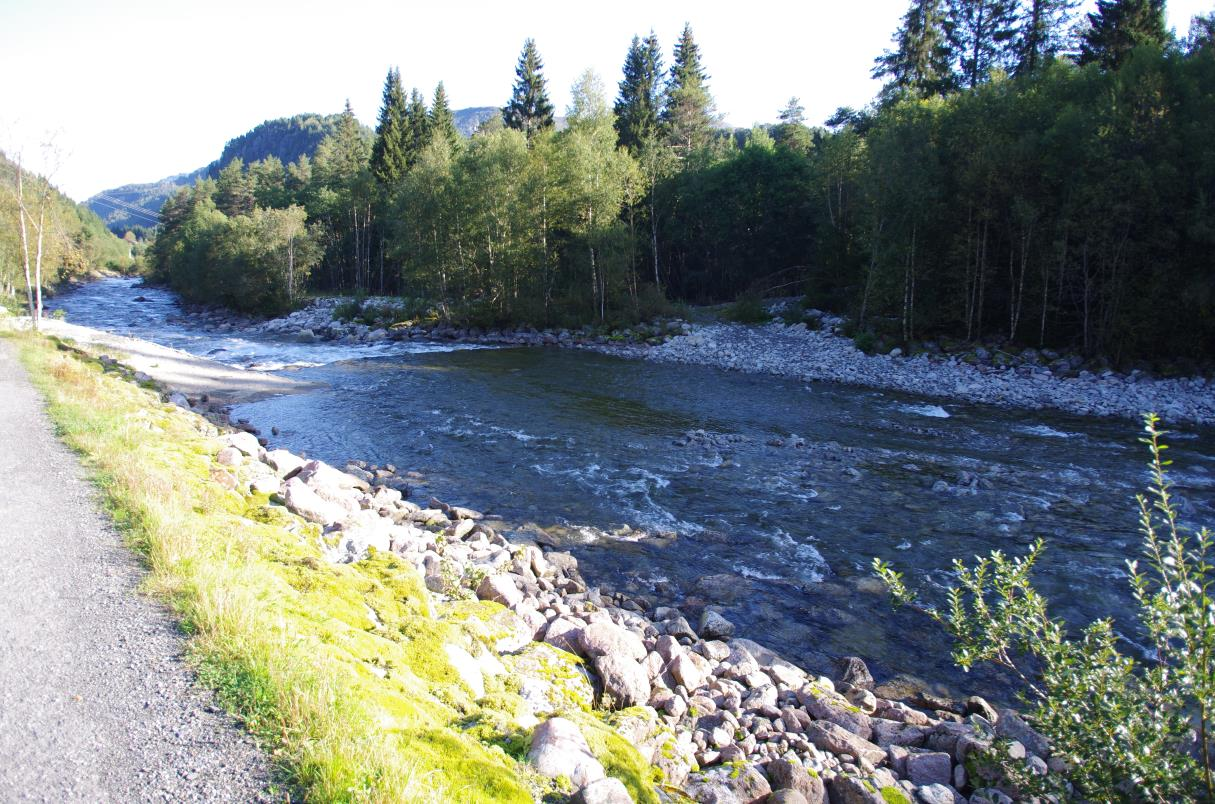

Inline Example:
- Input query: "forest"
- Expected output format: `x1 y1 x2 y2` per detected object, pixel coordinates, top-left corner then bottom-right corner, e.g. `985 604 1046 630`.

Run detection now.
0 152 134 308
151 0 1215 362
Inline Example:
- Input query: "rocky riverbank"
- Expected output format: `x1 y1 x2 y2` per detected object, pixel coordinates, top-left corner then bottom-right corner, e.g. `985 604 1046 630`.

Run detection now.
85 351 1064 804
172 295 1215 426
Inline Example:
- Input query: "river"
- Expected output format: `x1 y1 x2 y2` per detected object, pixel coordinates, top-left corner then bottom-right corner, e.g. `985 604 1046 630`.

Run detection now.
52 277 1215 702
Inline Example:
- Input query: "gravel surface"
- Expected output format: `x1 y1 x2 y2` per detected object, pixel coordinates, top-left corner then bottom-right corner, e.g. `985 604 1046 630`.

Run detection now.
0 340 273 802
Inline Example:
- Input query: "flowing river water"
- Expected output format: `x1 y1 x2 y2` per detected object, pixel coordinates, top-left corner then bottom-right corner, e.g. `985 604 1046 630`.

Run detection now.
53 278 1215 701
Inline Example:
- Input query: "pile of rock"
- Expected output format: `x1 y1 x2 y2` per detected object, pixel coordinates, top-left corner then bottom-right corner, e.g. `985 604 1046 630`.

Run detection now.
208 429 1064 803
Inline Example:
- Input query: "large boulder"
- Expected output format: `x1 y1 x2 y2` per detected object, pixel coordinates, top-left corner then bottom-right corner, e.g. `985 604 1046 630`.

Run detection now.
684 765 771 804
579 621 646 662
797 684 873 739
572 778 633 804
221 430 261 457
443 644 485 699
528 717 605 789
594 653 649 709
264 449 305 478
699 609 736 640
296 459 370 493
477 574 523 607
804 721 886 765
282 477 349 525
766 757 826 804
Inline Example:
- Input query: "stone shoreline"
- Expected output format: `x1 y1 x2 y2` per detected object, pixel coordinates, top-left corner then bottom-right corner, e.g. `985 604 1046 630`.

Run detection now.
185 296 1215 426
68 326 1062 803
206 415 1061 804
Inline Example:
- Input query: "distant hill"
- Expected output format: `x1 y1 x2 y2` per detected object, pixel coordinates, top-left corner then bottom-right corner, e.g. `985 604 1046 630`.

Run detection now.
87 108 526 235
453 107 500 137
87 113 349 235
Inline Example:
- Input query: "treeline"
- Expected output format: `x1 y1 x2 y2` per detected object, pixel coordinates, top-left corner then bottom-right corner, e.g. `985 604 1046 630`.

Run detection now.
1 152 134 309
152 1 1215 360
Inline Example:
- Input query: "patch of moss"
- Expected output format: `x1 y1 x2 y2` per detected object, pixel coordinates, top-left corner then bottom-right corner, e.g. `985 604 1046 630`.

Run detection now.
881 786 913 804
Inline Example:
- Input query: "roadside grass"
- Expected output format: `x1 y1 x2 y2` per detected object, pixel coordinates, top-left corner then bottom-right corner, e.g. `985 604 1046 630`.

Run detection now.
14 333 657 803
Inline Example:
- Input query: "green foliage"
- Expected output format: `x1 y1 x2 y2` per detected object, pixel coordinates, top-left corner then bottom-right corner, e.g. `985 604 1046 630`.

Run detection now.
723 294 772 324
151 186 318 315
873 414 1215 801
502 39 555 138
615 32 664 152
371 68 411 186
1078 0 1170 70
0 152 134 305
662 23 716 154
141 28 1215 362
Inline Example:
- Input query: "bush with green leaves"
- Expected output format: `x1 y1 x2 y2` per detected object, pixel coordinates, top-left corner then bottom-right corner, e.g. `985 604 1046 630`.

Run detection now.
873 414 1214 802
723 293 772 324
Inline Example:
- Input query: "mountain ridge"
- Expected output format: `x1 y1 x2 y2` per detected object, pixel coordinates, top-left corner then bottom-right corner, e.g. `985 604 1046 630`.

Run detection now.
89 108 501 235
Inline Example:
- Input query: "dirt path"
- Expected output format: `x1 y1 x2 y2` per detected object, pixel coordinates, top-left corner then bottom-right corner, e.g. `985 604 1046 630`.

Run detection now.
0 339 273 802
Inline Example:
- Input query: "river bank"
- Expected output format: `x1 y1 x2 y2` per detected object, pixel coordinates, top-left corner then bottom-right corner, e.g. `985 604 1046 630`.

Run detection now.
175 294 1215 426
20 326 1066 804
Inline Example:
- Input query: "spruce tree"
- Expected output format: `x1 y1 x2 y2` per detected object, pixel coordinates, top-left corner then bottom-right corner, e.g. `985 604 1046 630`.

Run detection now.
502 38 555 138
614 31 664 152
1078 0 1170 69
405 88 431 166
874 0 956 99
945 0 1019 87
429 82 461 151
370 68 409 185
662 23 716 154
1015 0 1078 75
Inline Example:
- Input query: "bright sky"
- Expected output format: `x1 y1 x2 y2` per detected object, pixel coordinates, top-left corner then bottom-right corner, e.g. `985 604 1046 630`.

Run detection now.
1 0 1208 201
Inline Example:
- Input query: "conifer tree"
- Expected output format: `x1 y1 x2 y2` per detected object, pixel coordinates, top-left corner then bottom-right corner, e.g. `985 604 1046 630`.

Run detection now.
1078 0 1170 69
1015 0 1079 75
405 88 431 166
370 68 409 185
874 0 956 98
215 158 255 216
662 23 717 154
429 82 461 151
502 39 555 138
946 0 1019 87
614 32 664 152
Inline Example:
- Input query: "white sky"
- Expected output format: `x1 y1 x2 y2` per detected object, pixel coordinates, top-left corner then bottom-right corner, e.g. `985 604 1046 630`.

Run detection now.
1 0 1209 201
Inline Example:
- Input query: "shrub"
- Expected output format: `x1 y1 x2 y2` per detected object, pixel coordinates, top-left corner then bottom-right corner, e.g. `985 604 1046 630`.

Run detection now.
873 414 1214 802
723 293 772 324
331 295 365 322
852 331 877 354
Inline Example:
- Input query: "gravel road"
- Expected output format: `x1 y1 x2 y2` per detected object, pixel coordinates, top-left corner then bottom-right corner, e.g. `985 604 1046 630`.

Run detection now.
0 339 273 802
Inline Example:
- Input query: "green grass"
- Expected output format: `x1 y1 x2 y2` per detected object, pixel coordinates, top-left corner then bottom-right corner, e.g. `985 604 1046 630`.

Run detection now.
13 333 657 803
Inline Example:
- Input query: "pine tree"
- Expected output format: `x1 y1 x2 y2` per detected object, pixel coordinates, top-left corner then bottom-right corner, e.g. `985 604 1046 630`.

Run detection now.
429 82 460 150
946 0 1019 87
874 0 956 98
614 32 664 152
215 158 255 216
662 23 716 154
778 97 806 125
370 68 409 185
405 88 431 166
1015 0 1079 75
1078 0 1170 69
502 38 555 138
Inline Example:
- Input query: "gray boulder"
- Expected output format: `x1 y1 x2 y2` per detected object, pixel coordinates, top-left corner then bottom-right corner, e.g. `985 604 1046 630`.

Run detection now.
594 653 649 710
528 717 605 789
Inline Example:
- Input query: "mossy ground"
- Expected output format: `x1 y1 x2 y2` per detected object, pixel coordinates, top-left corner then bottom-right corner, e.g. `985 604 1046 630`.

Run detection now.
13 333 656 803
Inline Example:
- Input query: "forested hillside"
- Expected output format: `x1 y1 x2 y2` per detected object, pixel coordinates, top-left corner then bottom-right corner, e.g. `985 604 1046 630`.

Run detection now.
1 152 134 307
152 4 1215 362
86 114 361 236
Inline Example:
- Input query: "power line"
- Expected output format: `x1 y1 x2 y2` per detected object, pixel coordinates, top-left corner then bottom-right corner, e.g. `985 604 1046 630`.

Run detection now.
92 193 162 221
